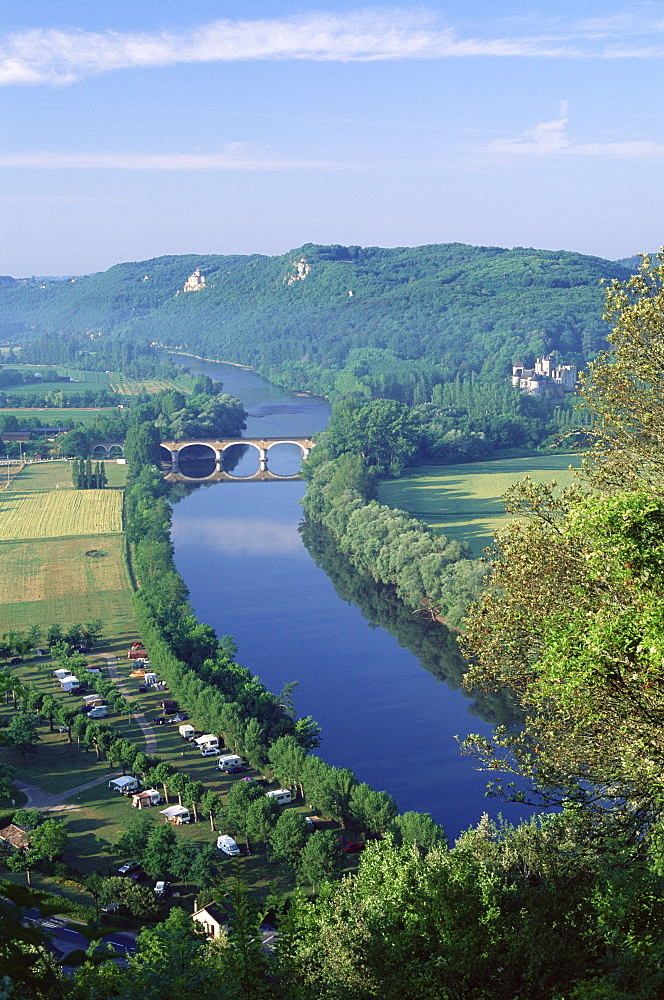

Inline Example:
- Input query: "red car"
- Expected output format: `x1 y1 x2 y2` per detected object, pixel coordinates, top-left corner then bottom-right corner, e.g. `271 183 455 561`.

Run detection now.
339 837 364 854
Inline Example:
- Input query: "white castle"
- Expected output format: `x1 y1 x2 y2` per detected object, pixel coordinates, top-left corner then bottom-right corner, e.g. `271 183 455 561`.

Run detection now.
511 355 577 398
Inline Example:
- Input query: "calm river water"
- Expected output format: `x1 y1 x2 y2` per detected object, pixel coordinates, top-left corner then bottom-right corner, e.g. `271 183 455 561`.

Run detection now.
169 356 528 841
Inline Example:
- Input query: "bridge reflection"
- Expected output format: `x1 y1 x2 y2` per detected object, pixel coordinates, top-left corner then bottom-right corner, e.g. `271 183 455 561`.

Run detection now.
160 437 315 482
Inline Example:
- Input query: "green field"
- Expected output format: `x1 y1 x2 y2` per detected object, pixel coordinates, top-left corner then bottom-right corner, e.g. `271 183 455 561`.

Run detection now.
378 452 582 556
0 462 133 638
0 407 122 425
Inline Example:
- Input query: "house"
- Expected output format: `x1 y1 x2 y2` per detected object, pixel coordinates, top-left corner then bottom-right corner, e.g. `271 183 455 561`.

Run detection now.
192 901 231 939
159 805 190 824
0 823 30 850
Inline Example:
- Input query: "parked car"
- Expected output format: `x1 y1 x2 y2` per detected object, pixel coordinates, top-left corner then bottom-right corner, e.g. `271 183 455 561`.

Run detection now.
118 861 140 876
9 657 22 665
153 880 171 899
225 765 245 774
201 746 220 757
339 838 364 854
129 867 148 882
304 817 317 831
137 684 150 693
73 644 91 654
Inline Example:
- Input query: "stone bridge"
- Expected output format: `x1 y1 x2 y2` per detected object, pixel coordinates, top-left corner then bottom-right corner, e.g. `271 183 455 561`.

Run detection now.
160 437 315 482
91 441 125 458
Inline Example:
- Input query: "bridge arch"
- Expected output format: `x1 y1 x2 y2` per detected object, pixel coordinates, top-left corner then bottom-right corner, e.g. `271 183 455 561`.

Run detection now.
160 437 315 481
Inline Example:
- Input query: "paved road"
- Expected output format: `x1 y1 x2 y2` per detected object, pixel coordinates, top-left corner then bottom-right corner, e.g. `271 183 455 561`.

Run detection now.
100 652 157 753
14 771 123 813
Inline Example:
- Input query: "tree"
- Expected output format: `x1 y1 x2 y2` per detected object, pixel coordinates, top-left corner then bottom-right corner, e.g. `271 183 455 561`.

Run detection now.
142 825 177 879
125 421 163 474
5 713 39 755
201 789 223 832
115 813 153 861
269 811 308 869
581 252 664 494
390 811 447 854
267 735 308 799
99 877 159 922
349 783 399 838
28 818 67 862
303 758 356 828
184 779 204 823
0 762 15 799
298 830 343 893
245 797 280 857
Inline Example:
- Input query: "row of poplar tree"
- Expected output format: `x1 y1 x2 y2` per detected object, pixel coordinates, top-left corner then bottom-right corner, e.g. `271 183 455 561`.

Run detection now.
70 457 107 490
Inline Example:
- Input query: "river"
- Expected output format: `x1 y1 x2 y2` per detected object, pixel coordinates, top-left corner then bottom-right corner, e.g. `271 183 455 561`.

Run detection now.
169 356 528 842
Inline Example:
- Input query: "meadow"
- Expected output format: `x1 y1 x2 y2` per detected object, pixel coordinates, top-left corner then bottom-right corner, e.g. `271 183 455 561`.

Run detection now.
0 408 120 425
0 489 122 541
378 452 582 556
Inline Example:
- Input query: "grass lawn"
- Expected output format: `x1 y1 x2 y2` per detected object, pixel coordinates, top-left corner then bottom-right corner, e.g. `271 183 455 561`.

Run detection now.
9 461 126 492
0 408 122 426
378 452 582 556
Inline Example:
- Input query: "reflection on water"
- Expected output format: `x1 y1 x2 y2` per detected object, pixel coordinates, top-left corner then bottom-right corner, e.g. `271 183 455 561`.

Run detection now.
171 515 306 555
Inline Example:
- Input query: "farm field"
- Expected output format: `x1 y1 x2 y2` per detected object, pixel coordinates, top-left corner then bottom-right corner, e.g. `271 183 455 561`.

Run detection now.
110 377 190 395
0 488 122 541
0 461 133 636
378 452 582 556
0 535 135 637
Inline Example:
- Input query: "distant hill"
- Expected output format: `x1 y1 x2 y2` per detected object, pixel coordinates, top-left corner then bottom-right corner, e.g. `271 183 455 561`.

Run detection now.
0 243 632 382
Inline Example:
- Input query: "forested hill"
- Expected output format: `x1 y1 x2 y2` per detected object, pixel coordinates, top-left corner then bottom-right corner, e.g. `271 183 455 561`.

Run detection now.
0 243 631 383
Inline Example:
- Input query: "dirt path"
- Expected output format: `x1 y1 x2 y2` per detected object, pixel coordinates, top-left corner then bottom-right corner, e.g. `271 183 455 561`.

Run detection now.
14 653 157 811
14 771 123 813
100 652 157 753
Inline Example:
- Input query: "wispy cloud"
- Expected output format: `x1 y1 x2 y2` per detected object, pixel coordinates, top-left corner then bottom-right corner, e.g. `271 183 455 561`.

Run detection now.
1 10 663 86
0 147 346 171
485 106 664 159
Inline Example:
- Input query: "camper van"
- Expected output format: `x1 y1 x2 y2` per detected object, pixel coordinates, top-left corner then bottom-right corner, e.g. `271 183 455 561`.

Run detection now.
217 754 242 772
109 776 140 794
217 835 241 856
194 734 219 750
178 724 195 740
132 788 160 808
266 788 292 806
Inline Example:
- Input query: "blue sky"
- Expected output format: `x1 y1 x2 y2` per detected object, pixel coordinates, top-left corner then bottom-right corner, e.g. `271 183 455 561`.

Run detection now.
1 0 663 275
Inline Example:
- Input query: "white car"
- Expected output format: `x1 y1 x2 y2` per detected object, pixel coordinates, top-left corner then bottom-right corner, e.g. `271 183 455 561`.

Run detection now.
217 835 241 856
88 706 108 719
201 746 220 757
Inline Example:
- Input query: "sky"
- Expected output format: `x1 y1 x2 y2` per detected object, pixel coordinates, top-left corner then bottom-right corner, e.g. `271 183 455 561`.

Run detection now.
1 0 663 275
